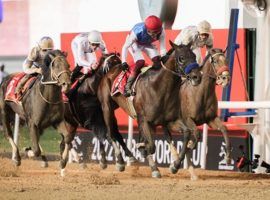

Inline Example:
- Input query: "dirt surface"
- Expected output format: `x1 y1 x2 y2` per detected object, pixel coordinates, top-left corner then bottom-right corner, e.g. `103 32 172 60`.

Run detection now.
0 157 270 200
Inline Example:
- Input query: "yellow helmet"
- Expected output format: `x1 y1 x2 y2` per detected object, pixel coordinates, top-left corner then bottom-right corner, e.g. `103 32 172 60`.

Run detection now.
197 20 212 35
38 36 54 50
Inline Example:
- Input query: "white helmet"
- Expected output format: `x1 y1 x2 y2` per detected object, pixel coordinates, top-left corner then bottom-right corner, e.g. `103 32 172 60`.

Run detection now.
38 36 54 50
197 20 212 35
88 30 102 44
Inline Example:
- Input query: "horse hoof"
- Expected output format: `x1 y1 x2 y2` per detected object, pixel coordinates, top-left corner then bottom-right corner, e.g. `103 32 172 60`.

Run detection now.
27 150 35 158
128 156 137 163
79 162 87 169
190 175 198 181
60 169 65 177
116 163 125 172
169 163 178 174
99 162 108 170
41 161 48 168
152 170 161 178
12 159 21 167
59 160 67 169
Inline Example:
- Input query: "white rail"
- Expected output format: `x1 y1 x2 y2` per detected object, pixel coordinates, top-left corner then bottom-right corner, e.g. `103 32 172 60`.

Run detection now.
218 101 270 109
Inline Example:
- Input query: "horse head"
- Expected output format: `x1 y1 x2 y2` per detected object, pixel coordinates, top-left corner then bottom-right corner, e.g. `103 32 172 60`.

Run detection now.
169 40 202 86
43 50 71 93
205 48 231 87
97 52 121 75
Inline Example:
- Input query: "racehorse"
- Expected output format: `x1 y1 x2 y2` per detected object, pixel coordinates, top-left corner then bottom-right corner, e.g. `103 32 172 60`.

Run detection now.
64 52 135 170
0 50 72 175
98 41 202 178
165 48 231 180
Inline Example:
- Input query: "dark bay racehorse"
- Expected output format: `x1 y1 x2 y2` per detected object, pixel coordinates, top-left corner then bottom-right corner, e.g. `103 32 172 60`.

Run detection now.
165 48 231 180
64 52 135 170
0 50 72 175
98 41 202 178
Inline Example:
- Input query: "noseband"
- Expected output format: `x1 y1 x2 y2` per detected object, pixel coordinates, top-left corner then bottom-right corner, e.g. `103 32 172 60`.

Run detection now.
161 54 199 79
204 52 229 80
40 55 70 85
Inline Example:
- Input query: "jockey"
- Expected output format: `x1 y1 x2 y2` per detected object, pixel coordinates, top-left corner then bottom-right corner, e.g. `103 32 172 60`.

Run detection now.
70 30 108 83
15 36 54 95
174 20 213 65
121 15 167 97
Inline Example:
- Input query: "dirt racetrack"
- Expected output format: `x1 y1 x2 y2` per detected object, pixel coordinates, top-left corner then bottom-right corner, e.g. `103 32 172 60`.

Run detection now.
0 157 270 200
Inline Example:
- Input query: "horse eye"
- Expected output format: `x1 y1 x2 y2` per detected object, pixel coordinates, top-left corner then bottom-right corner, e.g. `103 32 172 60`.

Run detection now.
178 56 185 64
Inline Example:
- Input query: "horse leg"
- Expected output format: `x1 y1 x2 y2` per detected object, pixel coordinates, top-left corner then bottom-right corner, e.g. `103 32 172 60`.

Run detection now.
138 116 161 178
28 124 41 158
186 149 198 181
185 118 200 150
0 106 21 166
101 98 125 172
38 143 48 168
57 120 75 176
208 117 232 164
177 122 192 170
98 141 107 169
163 126 181 174
112 117 137 163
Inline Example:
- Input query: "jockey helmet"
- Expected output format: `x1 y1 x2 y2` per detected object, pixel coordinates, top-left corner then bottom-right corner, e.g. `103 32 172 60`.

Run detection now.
144 15 162 32
38 36 54 50
88 30 102 44
197 20 212 35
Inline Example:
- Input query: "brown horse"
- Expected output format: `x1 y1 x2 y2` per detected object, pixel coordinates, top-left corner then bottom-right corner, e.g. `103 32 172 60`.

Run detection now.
165 48 231 180
98 41 202 178
63 52 135 170
0 50 72 175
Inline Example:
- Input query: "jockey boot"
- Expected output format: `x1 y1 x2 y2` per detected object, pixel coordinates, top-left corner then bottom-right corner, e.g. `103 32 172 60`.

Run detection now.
15 75 30 96
124 76 136 97
152 56 162 70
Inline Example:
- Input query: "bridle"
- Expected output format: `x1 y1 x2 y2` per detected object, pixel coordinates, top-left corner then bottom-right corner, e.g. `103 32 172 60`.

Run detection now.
39 55 70 104
160 52 199 81
40 55 70 85
202 52 229 79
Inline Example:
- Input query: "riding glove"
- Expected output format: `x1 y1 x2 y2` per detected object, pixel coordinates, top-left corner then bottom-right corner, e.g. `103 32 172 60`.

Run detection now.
161 54 169 63
121 62 129 72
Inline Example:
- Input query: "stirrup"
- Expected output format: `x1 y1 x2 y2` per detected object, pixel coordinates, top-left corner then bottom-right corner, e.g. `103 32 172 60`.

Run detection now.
123 89 131 97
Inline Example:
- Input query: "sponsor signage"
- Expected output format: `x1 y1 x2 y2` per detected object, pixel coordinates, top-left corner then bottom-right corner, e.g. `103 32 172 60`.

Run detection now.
71 129 248 171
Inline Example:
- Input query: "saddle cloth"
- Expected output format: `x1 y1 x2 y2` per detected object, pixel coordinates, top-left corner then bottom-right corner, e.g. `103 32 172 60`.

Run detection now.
111 63 152 96
5 73 36 104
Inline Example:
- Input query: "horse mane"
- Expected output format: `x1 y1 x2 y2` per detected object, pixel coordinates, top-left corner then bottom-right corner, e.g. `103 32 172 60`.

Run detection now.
95 52 121 75
200 48 224 67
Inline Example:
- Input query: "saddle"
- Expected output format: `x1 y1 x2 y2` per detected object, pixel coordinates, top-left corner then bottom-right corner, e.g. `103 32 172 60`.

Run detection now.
5 73 37 104
111 63 152 96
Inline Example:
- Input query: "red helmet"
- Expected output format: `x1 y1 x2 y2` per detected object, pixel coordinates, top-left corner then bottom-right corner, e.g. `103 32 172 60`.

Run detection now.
144 15 162 32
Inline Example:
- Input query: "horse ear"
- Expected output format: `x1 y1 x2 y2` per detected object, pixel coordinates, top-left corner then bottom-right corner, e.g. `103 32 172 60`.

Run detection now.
187 41 192 49
116 52 120 57
44 53 52 66
62 51 68 57
169 40 177 49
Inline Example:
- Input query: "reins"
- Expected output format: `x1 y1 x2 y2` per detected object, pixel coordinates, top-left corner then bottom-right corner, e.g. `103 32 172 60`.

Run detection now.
40 56 70 85
38 55 70 104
